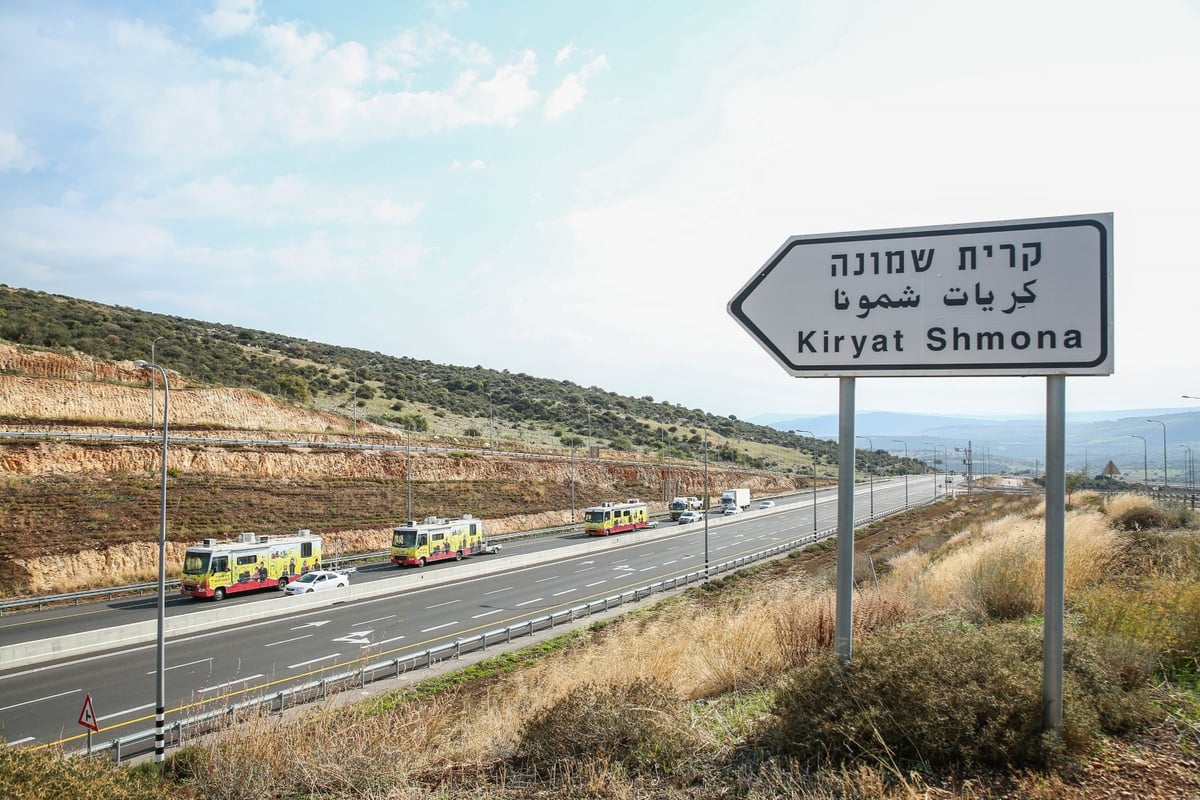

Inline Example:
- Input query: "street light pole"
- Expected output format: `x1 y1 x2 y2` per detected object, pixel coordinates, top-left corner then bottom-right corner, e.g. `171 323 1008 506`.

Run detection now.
1180 445 1194 495
923 442 939 498
134 359 169 766
793 429 818 532
1130 435 1148 486
703 429 709 580
149 337 163 435
855 435 874 517
1147 419 1167 488
893 439 909 507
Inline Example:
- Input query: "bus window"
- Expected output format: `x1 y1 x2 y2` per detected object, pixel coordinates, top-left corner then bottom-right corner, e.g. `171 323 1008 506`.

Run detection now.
212 556 229 574
301 542 313 558
183 552 210 575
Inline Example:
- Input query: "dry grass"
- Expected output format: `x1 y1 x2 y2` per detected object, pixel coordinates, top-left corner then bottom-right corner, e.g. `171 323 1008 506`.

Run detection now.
6 491 1198 800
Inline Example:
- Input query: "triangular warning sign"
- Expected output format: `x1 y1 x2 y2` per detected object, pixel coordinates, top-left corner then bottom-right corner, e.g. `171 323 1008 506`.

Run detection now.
78 693 99 731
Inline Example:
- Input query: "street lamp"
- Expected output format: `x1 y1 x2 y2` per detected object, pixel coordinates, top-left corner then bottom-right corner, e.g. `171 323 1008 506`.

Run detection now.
855 435 874 517
703 429 710 580
1130 435 1148 486
792 429 819 532
893 439 909 507
149 336 164 435
133 359 169 766
1180 445 1194 494
1147 419 1167 488
923 442 940 498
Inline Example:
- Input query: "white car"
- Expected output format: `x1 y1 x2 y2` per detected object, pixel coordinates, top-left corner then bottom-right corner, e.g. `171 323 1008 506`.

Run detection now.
722 506 743 516
758 500 776 509
284 569 350 595
677 511 704 524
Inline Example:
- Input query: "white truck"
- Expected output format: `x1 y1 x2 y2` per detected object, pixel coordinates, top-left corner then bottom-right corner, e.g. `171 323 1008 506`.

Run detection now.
668 496 703 520
720 488 751 511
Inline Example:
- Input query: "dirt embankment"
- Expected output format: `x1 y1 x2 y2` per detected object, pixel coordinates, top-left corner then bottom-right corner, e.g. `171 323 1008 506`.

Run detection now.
0 343 791 595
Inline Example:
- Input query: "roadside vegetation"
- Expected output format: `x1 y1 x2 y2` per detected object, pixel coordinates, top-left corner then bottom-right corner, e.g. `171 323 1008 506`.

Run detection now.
5 491 1198 799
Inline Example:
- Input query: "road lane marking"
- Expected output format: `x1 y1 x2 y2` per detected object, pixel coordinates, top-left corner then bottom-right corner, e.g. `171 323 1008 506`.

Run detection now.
426 599 460 609
264 634 313 647
552 588 577 596
534 575 559 583
419 621 459 633
515 598 543 607
157 658 211 673
483 586 513 595
471 609 503 619
97 702 154 722
291 620 329 630
197 675 265 693
0 688 79 713
355 614 396 625
663 560 678 566
372 635 406 646
287 654 341 670
5 737 35 746
585 580 607 587
573 566 594 573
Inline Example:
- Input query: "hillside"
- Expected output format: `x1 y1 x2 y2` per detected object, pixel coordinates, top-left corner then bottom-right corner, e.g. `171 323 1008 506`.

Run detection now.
0 341 793 595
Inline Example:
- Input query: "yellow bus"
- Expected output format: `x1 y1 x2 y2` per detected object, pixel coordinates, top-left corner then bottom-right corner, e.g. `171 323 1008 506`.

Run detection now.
391 515 487 567
583 498 650 536
180 530 321 600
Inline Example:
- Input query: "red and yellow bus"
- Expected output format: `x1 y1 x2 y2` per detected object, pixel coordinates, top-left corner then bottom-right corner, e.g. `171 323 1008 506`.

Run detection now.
180 530 321 600
583 499 650 536
391 515 486 567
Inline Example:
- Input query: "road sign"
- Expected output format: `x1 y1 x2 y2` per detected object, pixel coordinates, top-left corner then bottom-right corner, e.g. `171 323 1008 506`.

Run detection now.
78 693 98 732
728 213 1113 377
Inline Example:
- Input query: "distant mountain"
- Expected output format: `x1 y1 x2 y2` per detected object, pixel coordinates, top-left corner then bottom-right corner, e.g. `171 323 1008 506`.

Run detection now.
754 410 1200 481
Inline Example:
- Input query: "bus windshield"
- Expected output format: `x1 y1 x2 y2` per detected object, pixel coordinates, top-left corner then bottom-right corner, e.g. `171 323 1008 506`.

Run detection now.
583 511 609 523
393 531 418 548
182 551 211 575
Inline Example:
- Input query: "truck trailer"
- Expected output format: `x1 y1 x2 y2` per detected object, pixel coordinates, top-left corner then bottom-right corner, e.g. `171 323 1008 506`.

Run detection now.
720 488 751 511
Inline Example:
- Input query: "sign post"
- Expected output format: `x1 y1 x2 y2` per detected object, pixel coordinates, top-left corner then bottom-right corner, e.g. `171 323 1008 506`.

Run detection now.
78 693 99 754
728 213 1113 734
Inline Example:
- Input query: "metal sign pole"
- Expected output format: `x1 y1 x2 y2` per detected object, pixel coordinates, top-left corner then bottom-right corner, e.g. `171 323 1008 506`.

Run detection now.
835 377 856 664
1044 375 1066 734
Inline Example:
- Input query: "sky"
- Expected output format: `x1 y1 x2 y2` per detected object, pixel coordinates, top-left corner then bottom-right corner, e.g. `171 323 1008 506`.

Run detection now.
2 0 1199 422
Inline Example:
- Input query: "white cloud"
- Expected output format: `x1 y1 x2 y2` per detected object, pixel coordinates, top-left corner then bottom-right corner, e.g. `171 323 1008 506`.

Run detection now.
544 54 607 119
450 159 487 170
371 199 425 223
200 0 259 39
554 43 575 66
261 21 332 67
0 129 40 173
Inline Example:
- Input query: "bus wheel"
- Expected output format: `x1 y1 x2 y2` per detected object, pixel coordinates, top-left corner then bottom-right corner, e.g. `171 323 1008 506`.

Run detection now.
418 557 426 567
277 577 288 589
455 550 463 561
212 587 225 601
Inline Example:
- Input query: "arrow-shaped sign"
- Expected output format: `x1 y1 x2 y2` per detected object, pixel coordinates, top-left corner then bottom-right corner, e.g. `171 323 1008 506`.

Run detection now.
333 630 373 645
291 620 330 630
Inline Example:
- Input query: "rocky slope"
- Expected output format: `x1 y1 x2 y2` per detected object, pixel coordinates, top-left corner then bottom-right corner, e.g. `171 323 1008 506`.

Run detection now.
0 343 791 595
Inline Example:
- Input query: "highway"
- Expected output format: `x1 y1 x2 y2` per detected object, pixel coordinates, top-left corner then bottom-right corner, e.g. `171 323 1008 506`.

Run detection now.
0 476 943 753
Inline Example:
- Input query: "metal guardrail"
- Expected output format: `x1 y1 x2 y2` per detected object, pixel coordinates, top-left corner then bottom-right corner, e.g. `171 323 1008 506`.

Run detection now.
84 494 935 763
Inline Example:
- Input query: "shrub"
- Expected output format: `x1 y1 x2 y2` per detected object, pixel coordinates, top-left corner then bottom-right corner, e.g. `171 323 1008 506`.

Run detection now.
517 679 696 774
763 619 1150 772
0 746 162 800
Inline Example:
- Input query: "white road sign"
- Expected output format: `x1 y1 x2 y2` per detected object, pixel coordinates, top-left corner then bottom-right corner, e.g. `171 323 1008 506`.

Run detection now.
728 214 1113 377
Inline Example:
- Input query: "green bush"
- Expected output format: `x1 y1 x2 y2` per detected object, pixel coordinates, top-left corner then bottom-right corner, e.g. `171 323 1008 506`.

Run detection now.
763 619 1153 772
0 746 163 800
517 679 695 774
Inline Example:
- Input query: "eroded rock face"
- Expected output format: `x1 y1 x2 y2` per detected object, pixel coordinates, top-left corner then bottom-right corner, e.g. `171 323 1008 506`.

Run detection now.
0 343 792 595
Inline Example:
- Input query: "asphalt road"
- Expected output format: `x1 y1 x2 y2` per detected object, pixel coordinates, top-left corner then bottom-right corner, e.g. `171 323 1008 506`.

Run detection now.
0 476 943 753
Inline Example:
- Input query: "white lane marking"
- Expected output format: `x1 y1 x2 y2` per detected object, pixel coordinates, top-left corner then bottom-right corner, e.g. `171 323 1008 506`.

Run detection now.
97 703 154 722
426 599 460 609
5 737 35 746
515 598 543 607
159 658 211 673
483 586 513 596
472 609 503 619
534 575 559 583
0 688 79 713
552 588 576 597
372 635 406 647
638 566 655 572
197 674 264 693
287 654 341 670
333 631 373 645
420 621 459 633
291 620 329 630
585 580 607 587
573 566 594 573
681 554 696 559
356 614 396 625
662 560 678 566
264 634 313 647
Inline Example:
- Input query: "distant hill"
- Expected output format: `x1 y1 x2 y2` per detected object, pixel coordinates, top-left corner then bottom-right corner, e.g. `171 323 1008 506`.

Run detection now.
0 284 901 474
755 409 1200 481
